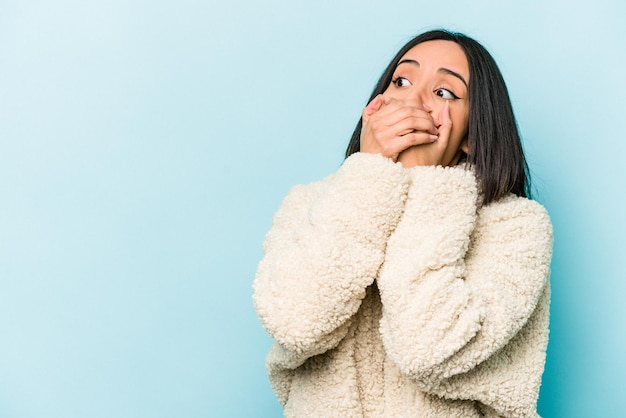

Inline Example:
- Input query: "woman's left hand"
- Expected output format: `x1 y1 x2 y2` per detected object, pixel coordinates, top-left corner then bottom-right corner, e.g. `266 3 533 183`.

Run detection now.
397 101 452 168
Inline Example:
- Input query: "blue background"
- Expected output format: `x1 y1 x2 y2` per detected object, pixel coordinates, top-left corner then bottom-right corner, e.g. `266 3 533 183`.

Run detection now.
1 1 624 417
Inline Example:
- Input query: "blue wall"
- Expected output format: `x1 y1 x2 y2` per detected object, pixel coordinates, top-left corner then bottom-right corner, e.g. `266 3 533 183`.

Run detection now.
1 1 624 417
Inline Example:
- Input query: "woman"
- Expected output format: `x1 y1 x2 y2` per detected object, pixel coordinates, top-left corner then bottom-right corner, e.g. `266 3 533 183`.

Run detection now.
253 29 552 418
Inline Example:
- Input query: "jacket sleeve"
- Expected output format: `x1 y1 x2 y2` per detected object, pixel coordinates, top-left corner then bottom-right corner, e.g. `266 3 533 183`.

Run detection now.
376 165 552 409
253 152 409 366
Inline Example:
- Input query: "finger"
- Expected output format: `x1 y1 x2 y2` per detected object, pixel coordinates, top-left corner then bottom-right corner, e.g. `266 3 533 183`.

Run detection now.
399 131 439 147
362 95 383 121
376 128 438 154
383 96 422 108
435 101 452 148
372 105 439 135
385 116 440 138
376 97 426 119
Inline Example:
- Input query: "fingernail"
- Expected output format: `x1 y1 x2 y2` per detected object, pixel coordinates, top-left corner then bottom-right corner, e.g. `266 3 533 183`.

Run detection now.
429 134 438 141
423 103 432 111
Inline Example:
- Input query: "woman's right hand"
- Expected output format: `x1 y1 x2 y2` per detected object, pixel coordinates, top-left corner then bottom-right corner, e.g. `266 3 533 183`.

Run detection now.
359 95 439 162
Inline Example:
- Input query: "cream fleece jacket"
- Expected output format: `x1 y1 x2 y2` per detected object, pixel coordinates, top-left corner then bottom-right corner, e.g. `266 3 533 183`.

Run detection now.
253 152 553 418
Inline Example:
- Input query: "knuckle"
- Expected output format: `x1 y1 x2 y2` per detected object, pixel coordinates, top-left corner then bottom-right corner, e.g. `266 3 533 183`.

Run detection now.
380 141 395 154
399 107 413 118
407 133 422 144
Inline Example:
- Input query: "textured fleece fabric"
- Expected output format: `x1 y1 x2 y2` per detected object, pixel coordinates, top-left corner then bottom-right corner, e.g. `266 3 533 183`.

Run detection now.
253 152 553 418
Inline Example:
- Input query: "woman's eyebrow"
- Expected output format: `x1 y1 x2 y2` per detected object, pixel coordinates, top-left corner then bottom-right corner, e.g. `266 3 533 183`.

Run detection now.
438 68 468 88
397 59 420 67
397 59 468 89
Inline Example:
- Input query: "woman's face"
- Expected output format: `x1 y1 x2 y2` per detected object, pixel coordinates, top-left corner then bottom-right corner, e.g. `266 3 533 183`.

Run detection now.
384 40 470 166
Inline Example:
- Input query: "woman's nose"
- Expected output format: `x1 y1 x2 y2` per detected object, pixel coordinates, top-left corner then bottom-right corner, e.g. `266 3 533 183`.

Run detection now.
405 88 433 113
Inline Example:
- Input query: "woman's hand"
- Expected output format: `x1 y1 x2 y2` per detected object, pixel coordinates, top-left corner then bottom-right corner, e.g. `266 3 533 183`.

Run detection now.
360 95 439 164
397 101 453 168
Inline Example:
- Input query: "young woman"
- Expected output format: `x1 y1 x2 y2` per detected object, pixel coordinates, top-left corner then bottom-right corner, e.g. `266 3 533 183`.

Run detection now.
253 29 552 418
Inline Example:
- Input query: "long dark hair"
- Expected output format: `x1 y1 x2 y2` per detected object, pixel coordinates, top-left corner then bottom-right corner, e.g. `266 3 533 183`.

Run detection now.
345 30 530 205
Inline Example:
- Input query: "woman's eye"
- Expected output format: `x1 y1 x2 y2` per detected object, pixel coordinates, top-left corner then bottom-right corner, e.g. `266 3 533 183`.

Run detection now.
392 77 411 87
435 88 459 100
